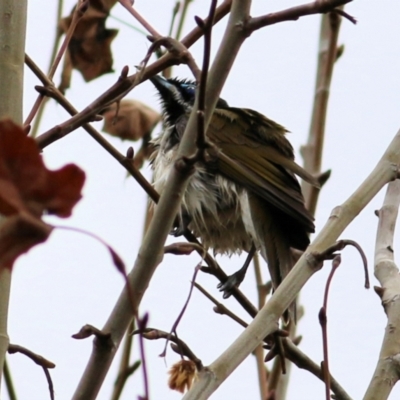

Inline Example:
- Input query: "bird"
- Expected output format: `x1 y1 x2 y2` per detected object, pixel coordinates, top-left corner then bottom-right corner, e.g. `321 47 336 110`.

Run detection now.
149 75 317 321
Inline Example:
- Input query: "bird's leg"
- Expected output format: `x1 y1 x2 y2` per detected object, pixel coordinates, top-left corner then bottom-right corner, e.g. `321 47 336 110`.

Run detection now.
218 244 256 299
170 212 191 237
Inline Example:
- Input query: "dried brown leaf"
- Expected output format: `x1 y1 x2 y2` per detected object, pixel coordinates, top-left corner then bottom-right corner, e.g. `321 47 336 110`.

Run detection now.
102 100 160 141
59 1 118 83
0 119 85 269
0 120 85 218
0 213 53 269
168 360 196 393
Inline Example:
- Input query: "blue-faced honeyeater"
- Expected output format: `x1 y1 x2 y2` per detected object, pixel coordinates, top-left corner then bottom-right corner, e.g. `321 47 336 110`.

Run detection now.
150 75 317 321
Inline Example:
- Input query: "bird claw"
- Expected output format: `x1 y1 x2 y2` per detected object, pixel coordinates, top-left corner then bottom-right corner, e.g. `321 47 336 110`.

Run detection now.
170 225 186 237
217 269 247 298
170 213 191 237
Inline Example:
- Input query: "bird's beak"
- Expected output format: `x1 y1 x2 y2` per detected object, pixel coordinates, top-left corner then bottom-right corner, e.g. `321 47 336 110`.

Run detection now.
149 75 174 98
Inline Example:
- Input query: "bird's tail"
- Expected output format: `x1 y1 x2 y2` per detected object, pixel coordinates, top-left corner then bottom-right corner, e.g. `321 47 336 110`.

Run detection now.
248 195 297 323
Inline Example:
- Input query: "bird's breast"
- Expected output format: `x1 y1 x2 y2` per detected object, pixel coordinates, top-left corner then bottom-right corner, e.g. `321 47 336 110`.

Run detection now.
152 146 254 255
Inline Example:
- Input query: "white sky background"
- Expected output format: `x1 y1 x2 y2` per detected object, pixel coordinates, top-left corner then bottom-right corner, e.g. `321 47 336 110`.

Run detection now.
3 0 400 399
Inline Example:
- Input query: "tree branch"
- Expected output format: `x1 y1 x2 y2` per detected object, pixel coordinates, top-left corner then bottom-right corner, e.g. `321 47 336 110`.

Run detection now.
182 128 400 399
363 180 400 400
247 0 353 32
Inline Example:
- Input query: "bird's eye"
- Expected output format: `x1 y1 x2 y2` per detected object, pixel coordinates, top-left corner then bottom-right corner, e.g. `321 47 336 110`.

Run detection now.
181 84 196 98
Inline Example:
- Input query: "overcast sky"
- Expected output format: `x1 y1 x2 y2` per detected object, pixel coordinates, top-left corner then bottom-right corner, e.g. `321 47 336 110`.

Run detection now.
3 1 400 400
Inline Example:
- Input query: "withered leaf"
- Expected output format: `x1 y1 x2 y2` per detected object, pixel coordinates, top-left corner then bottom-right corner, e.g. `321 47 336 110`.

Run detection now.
0 213 53 269
102 100 160 142
59 0 118 86
0 119 85 269
168 360 196 393
0 120 85 218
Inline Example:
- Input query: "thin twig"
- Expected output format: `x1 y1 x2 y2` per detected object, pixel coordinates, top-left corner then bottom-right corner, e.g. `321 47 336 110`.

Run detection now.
8 344 55 400
3 359 17 400
8 344 55 369
183 120 400 399
168 2 181 37
71 1 362 397
42 367 55 400
33 0 348 150
118 0 162 38
185 0 219 164
138 328 202 371
160 264 202 358
24 0 88 127
319 255 342 400
175 0 192 40
30 0 64 138
193 282 248 328
247 0 353 32
253 253 269 400
35 0 233 145
26 54 262 343
25 54 159 203
137 314 150 400
283 340 352 400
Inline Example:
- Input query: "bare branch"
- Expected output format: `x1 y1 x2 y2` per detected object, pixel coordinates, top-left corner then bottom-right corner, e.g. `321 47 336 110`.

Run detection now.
118 0 162 38
284 340 352 400
364 180 400 400
301 10 345 215
247 0 353 32
182 127 400 399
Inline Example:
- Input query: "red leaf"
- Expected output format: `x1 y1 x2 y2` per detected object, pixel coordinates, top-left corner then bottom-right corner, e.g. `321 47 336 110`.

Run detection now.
0 119 86 269
0 119 85 218
0 213 53 269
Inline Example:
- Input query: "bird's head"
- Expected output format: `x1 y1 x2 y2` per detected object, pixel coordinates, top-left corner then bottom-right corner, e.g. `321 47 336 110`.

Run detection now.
150 75 229 126
150 75 196 126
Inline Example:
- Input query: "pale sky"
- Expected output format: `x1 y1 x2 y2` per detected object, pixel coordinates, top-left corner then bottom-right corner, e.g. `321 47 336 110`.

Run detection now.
3 1 400 399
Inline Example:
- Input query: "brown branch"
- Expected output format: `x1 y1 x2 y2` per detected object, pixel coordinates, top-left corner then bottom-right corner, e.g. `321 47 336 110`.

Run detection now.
193 272 351 400
72 324 112 345
138 328 203 371
315 239 369 289
25 54 159 204
8 344 56 400
34 0 351 152
319 255 342 400
30 0 64 138
8 344 55 369
159 264 201 359
35 0 232 149
192 0 218 163
193 282 248 328
26 51 261 346
301 10 344 214
42 367 55 400
118 0 162 38
24 0 89 127
70 0 372 397
247 0 353 32
283 340 352 400
142 36 201 81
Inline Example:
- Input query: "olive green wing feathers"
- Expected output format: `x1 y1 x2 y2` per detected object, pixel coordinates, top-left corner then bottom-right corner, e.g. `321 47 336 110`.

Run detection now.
207 108 317 233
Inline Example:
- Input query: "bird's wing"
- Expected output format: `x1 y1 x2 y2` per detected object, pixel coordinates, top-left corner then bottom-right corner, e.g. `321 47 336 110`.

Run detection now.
207 109 315 232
